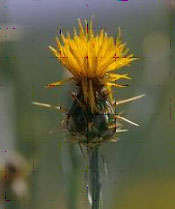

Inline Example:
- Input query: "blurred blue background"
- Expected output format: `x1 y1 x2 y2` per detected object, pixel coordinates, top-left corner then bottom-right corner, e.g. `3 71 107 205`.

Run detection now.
0 0 175 208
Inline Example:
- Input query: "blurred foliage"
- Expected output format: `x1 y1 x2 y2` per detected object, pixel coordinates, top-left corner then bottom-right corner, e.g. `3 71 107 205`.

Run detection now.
0 0 175 208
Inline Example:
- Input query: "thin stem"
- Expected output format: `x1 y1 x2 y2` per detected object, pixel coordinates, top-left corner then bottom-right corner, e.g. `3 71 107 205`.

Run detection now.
88 146 102 209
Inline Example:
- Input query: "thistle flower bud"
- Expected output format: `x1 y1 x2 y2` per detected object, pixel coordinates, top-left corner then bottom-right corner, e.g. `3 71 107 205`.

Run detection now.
66 86 120 147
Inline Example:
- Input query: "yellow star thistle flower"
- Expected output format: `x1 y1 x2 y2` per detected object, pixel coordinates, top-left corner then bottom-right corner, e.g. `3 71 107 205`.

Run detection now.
32 19 145 146
48 19 136 113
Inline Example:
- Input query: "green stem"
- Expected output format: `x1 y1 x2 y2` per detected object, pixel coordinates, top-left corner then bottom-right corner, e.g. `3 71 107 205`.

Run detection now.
88 146 102 209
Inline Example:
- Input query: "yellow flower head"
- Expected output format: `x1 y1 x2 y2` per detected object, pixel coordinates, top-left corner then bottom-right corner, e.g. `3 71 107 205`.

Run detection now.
48 19 136 112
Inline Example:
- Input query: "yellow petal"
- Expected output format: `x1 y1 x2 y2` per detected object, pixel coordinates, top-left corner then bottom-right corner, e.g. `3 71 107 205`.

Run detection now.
89 19 94 38
107 73 131 82
106 82 128 88
89 80 96 112
82 79 88 102
78 18 85 39
49 45 57 54
46 77 74 88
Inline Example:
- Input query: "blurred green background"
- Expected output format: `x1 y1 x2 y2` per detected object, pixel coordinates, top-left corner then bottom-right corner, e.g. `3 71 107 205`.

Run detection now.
0 0 175 208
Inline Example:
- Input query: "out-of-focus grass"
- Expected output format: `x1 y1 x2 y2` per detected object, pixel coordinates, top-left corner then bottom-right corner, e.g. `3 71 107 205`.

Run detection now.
111 176 175 209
